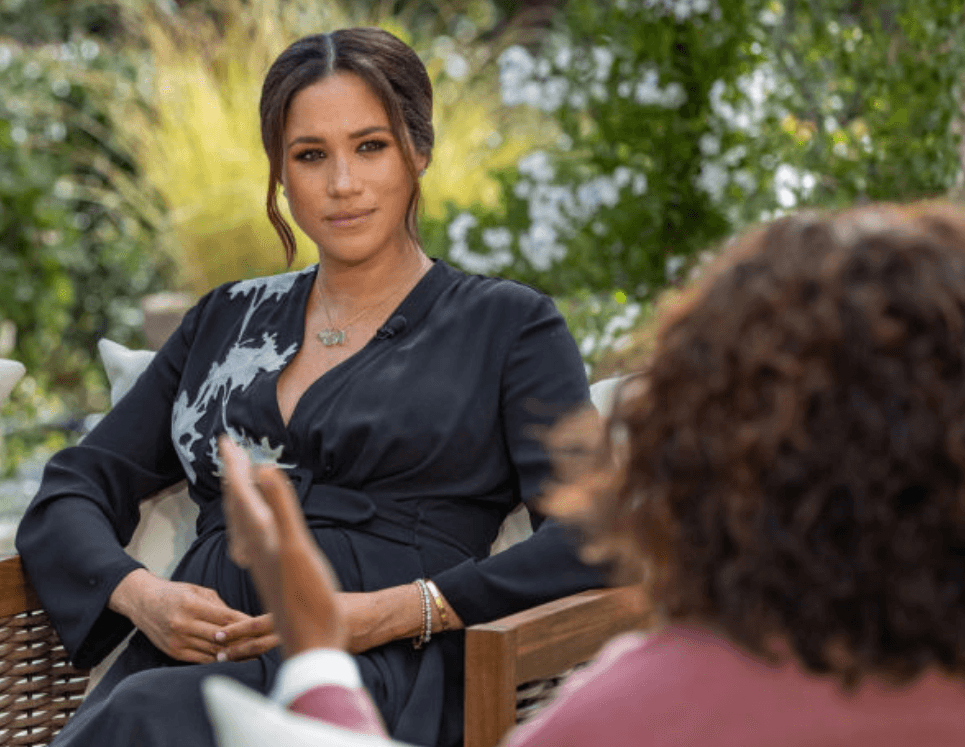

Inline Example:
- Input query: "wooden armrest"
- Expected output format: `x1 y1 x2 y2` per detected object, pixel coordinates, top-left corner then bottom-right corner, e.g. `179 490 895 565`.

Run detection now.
464 586 650 747
0 554 41 617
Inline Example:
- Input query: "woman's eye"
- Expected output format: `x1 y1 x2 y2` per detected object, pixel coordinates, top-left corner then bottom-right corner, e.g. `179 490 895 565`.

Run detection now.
359 140 388 153
294 149 324 162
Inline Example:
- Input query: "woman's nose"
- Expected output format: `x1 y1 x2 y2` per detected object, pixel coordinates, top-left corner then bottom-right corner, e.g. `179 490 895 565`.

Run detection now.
328 156 361 196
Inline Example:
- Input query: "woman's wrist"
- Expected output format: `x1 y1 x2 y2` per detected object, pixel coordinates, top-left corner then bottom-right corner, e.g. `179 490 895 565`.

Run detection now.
108 567 157 624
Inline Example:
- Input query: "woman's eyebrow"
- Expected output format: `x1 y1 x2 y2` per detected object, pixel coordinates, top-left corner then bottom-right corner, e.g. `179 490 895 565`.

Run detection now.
286 126 392 150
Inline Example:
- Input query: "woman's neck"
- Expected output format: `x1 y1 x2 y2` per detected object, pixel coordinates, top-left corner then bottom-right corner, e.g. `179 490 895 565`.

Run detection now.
315 246 430 314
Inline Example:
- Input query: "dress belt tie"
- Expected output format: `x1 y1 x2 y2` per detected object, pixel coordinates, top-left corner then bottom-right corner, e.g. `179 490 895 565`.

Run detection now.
196 467 487 554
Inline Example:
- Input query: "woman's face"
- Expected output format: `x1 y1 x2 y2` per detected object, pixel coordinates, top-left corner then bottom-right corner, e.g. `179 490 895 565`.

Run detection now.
281 72 425 266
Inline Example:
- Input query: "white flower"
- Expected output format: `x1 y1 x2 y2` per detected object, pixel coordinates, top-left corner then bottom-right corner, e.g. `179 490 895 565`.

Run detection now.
732 169 756 192
498 45 535 80
665 255 686 281
617 81 632 98
577 177 621 213
592 47 615 82
721 145 747 166
482 227 513 251
518 151 556 183
11 125 27 145
498 45 536 105
520 223 566 271
554 45 573 71
50 78 70 97
696 161 728 202
776 187 797 208
46 121 66 142
444 53 469 80
540 77 569 112
449 241 512 275
664 82 687 108
579 333 598 358
568 90 588 109
699 133 721 156
632 173 648 195
80 39 100 61
632 68 687 108
447 212 478 243
53 179 73 199
759 8 780 25
0 45 13 72
520 81 543 108
614 167 633 188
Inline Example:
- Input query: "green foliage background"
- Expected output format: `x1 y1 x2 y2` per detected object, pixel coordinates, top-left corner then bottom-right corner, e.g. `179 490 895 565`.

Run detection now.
1 0 964 476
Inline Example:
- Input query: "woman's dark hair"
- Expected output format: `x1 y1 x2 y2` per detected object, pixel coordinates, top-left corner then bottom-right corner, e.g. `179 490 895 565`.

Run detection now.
260 28 434 266
574 202 965 688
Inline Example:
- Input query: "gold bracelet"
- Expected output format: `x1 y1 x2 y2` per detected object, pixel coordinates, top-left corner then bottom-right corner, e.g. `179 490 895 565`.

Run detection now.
425 579 449 632
413 579 432 649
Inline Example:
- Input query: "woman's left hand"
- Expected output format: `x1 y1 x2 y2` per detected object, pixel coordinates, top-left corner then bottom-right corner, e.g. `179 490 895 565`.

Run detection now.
215 613 281 661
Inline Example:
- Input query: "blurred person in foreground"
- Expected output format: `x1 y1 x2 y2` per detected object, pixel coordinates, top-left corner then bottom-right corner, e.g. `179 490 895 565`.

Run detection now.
219 202 965 746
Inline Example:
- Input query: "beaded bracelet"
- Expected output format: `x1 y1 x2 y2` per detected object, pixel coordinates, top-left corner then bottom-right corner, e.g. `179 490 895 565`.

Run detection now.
425 579 449 632
413 579 433 649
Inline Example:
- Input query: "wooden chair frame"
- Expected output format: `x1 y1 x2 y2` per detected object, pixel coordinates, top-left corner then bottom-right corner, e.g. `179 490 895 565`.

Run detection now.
0 555 647 747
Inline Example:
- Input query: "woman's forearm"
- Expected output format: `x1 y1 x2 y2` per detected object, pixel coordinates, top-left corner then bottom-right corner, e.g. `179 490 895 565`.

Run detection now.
328 578 464 654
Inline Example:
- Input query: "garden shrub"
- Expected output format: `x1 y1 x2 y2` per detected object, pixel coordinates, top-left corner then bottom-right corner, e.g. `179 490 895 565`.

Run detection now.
0 36 170 394
436 0 965 375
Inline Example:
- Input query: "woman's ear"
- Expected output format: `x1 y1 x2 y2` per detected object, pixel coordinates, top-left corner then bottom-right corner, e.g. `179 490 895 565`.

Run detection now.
415 151 429 178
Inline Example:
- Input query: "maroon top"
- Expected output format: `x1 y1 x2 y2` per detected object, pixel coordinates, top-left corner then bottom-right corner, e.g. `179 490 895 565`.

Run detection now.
508 626 965 747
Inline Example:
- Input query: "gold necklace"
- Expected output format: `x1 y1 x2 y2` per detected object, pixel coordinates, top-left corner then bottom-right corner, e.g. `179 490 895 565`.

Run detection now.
315 257 429 347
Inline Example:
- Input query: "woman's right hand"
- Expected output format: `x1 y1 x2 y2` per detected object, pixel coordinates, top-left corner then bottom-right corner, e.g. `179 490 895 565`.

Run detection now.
109 569 251 663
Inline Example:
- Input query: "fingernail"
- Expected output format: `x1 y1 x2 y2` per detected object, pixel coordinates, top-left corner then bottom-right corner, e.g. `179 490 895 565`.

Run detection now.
217 650 227 662
215 631 226 642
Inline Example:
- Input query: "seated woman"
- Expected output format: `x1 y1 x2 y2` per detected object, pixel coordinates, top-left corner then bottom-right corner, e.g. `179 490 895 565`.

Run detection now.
14 27 602 747
219 201 965 746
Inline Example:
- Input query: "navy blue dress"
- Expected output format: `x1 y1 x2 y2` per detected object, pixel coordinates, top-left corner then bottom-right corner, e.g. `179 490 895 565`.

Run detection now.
16 259 604 747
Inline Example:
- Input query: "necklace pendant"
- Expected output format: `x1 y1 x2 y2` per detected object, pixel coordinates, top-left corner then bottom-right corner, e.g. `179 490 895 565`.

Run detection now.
317 328 346 347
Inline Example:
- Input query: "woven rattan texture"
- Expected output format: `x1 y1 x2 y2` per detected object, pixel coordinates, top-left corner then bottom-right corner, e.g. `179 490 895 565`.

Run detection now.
515 663 585 724
0 610 89 747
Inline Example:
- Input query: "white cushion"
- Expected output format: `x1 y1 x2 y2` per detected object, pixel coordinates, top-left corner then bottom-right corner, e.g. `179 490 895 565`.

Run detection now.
203 676 411 747
489 376 623 554
97 339 199 580
0 359 25 403
97 339 156 405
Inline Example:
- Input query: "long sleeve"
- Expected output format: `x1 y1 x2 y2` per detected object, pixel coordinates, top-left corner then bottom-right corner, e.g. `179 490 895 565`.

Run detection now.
15 292 213 667
272 649 387 737
432 293 606 625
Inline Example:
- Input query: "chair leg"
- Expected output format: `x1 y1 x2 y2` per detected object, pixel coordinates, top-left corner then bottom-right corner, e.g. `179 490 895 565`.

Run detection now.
464 627 518 747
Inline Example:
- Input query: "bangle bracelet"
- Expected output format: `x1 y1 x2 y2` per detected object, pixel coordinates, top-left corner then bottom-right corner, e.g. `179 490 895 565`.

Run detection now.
413 579 432 649
425 579 449 632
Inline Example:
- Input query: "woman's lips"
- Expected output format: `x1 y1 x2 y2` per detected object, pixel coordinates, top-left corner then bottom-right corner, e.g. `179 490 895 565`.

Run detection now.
327 210 374 228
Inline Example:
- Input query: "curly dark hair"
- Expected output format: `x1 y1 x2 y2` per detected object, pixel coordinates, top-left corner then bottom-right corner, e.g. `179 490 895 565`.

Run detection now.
581 202 965 688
